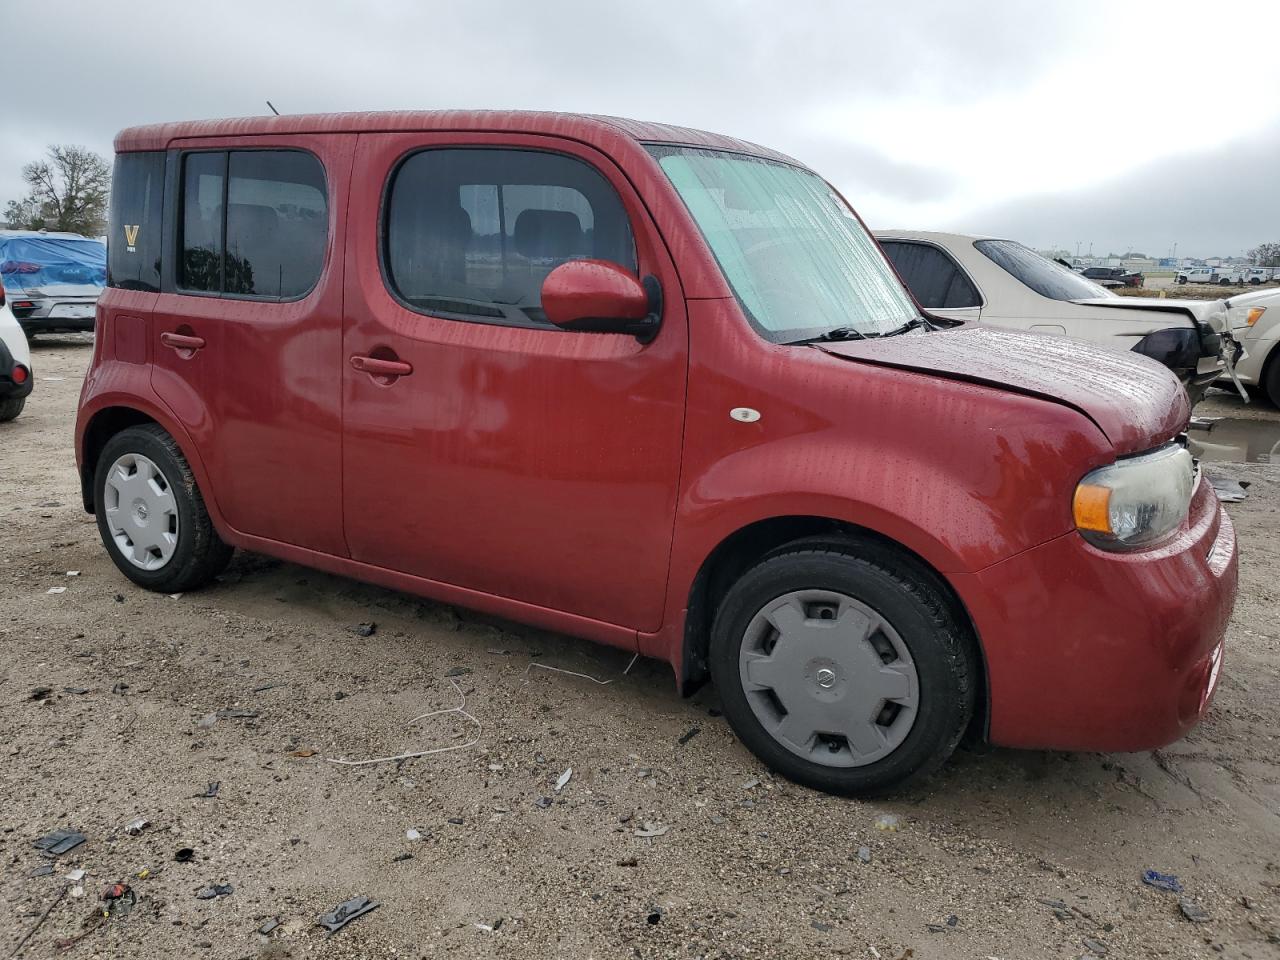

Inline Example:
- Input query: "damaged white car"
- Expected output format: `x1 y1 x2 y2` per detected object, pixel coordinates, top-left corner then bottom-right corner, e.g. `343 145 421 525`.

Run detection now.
876 230 1240 403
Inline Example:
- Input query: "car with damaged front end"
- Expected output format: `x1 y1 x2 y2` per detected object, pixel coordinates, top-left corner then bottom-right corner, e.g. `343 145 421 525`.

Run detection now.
77 111 1237 796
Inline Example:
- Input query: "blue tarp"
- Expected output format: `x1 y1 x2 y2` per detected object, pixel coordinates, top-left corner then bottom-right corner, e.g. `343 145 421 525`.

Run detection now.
0 236 106 295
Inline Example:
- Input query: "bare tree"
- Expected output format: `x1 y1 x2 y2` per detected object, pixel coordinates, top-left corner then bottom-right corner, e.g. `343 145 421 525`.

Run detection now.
4 145 110 234
1248 242 1280 267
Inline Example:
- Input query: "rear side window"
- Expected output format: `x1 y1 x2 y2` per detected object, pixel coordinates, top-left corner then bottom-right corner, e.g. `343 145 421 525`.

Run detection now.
880 241 980 309
384 148 636 326
974 239 1110 301
178 149 328 300
109 151 164 292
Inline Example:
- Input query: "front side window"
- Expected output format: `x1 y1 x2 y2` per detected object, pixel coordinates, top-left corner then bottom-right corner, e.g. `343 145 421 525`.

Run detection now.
179 149 328 299
880 241 980 310
385 148 636 326
108 151 164 291
649 146 917 342
974 239 1112 302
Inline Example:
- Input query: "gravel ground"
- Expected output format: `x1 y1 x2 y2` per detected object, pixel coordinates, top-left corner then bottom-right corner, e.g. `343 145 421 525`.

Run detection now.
2 337 1279 960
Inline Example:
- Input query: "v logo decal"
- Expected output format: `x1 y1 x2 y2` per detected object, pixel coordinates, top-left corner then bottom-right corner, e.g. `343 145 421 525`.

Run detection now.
123 224 139 246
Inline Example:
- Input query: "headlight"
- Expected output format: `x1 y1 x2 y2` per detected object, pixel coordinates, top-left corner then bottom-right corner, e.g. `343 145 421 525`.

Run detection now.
1131 328 1200 372
1072 444 1195 549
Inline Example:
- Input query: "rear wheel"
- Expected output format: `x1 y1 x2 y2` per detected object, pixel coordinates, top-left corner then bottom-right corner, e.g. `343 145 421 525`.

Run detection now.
0 397 24 422
710 539 977 796
94 424 232 592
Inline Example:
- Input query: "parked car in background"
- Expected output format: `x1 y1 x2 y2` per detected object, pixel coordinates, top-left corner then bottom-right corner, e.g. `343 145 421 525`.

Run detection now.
0 287 33 421
1177 267 1219 284
1221 287 1280 406
1079 266 1144 288
75 111 1239 797
0 230 106 337
1244 267 1276 285
876 230 1234 403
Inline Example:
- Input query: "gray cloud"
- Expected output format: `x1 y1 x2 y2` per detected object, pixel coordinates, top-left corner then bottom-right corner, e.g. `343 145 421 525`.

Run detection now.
954 122 1280 258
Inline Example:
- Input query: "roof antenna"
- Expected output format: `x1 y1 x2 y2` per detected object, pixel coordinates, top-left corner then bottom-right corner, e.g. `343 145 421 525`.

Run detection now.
266 100 281 116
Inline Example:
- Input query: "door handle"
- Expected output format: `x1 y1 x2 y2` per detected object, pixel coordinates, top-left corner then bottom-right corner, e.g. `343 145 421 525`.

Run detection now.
160 331 206 354
350 355 413 378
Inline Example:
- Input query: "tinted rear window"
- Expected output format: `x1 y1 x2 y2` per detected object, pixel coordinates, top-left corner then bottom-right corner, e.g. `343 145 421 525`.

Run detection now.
178 149 328 300
108 151 164 292
880 240 980 309
975 239 1111 301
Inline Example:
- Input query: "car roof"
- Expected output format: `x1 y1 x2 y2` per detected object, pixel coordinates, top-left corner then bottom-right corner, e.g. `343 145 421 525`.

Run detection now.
874 229 999 244
0 229 100 241
113 110 802 166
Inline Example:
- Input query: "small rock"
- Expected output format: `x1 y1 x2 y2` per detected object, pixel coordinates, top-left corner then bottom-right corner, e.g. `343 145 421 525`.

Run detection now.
445 666 472 677
197 714 217 729
811 921 833 932
874 813 900 832
1179 898 1210 923
856 846 871 864
534 797 553 809
447 817 463 825
1038 898 1068 910
348 622 376 638
405 829 422 841
677 727 701 745
392 852 414 863
123 818 150 836
635 822 670 838
29 687 54 701
1083 937 1109 955
195 883 233 900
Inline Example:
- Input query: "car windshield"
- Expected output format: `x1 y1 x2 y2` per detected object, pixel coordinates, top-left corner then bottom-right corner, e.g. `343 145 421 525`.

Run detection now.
974 239 1112 301
0 236 107 294
648 145 918 343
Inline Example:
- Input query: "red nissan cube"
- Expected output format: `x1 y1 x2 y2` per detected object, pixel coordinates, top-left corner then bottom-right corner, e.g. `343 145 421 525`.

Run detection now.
76 112 1237 795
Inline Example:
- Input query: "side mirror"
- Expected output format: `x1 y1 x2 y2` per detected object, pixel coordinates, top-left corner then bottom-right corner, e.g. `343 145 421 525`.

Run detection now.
541 259 662 343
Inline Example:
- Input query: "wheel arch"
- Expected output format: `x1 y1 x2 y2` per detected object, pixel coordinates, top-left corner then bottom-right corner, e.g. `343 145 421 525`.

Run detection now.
678 514 990 741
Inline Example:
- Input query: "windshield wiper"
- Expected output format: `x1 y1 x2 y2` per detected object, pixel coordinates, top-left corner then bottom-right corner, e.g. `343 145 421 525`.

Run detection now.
878 316 934 337
787 326 867 345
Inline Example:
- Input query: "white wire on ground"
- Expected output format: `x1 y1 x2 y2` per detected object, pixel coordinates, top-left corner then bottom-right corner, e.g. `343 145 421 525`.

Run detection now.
524 651 639 685
326 678 482 767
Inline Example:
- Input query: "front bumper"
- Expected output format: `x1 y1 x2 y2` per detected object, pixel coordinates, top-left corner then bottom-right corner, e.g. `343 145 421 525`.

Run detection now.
957 476 1237 752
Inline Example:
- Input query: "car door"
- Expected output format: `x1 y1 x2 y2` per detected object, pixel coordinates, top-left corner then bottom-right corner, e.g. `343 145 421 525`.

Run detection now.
879 240 982 323
341 133 688 633
150 135 354 556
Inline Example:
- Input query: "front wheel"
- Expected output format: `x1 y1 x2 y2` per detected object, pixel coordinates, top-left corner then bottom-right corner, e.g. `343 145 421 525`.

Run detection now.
94 424 233 592
710 539 977 796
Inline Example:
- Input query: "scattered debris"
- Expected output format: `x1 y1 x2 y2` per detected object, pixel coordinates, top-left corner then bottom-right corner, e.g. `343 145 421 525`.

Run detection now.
103 882 136 917
742 778 761 790
318 895 380 934
1083 937 1109 955
289 748 318 758
28 864 55 878
617 856 639 867
348 622 377 638
197 713 217 729
646 906 665 925
474 917 504 933
111 682 129 695
29 686 54 701
857 846 872 863
525 651 639 685
405 828 423 841
195 883 234 900
1142 870 1183 893
47 586 66 594
1037 898 1068 910
327 677 482 767
10 883 69 957
69 885 85 898
635 822 670 838
874 814 900 833
555 768 573 792
1179 898 1210 923
196 782 220 799
534 796 553 809
174 848 196 863
445 666 472 677
447 816 463 825
678 726 701 745
122 817 150 836
252 683 283 693
1207 474 1250 503
811 920 833 932
393 852 414 862
33 829 86 857
66 570 80 576
258 918 281 936
215 708 259 720
63 687 89 695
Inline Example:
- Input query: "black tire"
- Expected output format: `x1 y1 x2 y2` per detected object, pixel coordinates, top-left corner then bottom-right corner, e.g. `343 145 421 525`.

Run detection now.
1263 352 1280 409
94 424 233 592
710 537 977 796
0 397 24 422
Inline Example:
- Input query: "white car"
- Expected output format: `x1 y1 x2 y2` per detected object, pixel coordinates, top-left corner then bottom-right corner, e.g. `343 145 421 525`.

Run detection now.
1221 287 1280 406
0 290 33 421
875 230 1234 404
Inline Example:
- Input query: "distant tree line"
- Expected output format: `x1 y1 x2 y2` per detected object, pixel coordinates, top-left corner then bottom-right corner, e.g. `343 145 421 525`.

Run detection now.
3 145 110 235
1249 243 1280 267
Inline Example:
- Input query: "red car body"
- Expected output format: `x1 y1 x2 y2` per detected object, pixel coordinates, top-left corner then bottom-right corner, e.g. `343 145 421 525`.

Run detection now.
76 112 1236 755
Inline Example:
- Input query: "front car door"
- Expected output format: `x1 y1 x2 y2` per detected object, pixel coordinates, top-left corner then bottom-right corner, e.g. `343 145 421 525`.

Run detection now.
150 135 355 556
341 133 688 635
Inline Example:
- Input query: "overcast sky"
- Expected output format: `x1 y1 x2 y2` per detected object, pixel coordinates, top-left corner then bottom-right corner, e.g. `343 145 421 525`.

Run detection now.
7 0 1278 257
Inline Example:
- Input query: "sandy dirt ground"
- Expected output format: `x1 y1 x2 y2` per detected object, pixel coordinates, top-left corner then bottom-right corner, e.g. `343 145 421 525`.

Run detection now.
2 336 1279 960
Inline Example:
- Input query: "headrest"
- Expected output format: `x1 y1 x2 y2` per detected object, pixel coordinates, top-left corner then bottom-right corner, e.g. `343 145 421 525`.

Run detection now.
513 209 583 259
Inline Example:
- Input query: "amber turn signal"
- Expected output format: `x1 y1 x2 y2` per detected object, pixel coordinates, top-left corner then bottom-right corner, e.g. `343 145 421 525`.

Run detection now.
1246 306 1266 327
1073 483 1112 534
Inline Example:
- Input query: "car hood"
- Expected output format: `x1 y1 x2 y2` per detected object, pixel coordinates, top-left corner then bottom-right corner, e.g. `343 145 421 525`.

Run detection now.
818 325 1188 455
1070 296 1229 333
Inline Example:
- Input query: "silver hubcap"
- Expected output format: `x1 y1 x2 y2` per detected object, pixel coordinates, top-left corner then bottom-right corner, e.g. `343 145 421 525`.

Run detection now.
738 589 919 768
103 453 179 571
